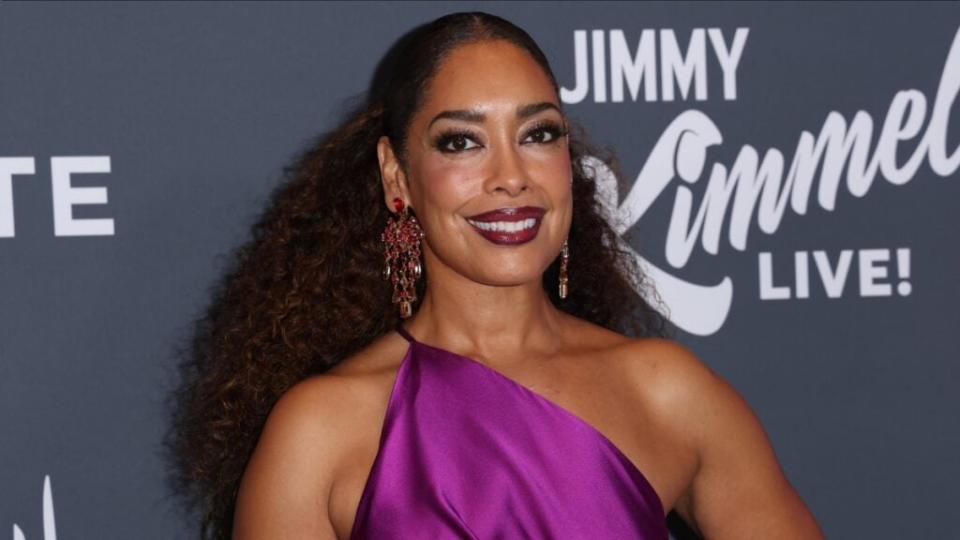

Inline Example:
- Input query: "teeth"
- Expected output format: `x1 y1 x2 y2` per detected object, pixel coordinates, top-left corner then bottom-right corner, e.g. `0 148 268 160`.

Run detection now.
468 218 537 232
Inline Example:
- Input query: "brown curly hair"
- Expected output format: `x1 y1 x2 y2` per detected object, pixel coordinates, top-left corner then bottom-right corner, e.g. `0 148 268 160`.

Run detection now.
167 11 670 540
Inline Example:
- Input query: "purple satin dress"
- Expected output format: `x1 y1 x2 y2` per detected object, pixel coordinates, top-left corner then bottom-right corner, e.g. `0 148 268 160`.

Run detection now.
350 325 668 539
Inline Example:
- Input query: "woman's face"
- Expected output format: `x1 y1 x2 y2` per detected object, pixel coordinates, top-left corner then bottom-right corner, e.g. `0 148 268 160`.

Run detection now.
379 39 573 290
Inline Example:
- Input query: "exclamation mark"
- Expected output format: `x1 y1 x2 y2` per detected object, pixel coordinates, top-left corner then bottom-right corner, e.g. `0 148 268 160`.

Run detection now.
896 248 912 296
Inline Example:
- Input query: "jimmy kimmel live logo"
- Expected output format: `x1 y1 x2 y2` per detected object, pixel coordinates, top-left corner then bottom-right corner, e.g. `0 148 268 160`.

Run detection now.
566 27 958 335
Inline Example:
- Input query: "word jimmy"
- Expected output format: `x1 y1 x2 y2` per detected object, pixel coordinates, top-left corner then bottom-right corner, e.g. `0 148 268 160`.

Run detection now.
759 248 912 300
0 156 114 238
561 27 749 103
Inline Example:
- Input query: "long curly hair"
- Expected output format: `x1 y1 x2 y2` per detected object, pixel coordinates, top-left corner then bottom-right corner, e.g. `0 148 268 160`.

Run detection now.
167 11 670 540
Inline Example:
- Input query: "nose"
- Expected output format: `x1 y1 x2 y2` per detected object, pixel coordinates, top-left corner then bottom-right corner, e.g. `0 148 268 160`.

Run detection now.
484 143 530 197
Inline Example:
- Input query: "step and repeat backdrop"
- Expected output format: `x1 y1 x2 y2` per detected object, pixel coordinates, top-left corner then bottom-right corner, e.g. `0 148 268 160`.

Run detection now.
2 2 958 538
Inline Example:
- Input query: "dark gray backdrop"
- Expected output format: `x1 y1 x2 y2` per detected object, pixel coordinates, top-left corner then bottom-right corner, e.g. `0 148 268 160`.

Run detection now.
2 2 958 538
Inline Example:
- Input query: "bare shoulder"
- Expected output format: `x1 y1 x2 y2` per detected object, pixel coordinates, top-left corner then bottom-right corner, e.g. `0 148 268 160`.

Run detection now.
578 327 726 457
562 317 720 410
247 332 404 473
233 333 407 539
611 336 729 417
608 335 768 466
609 337 756 458
606 335 824 539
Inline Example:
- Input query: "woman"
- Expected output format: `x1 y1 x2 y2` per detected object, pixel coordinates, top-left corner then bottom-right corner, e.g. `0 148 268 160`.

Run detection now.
171 11 824 540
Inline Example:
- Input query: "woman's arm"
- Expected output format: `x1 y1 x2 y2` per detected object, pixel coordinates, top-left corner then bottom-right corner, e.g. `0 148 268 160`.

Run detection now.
649 340 825 539
233 377 342 540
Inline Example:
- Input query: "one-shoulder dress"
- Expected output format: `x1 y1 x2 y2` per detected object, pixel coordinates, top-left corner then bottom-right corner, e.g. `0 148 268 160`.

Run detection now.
349 325 668 539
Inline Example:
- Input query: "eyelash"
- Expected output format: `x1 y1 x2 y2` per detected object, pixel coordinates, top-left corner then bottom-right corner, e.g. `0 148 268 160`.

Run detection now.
433 121 569 154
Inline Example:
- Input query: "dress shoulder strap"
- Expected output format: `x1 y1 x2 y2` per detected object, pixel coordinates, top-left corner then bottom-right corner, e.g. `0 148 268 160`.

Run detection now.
395 323 417 344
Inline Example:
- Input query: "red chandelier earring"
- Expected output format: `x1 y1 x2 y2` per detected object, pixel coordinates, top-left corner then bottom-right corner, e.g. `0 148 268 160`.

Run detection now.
558 238 570 299
381 197 424 318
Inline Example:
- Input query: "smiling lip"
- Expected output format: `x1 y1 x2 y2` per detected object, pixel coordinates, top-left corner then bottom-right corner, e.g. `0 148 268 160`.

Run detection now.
465 206 547 246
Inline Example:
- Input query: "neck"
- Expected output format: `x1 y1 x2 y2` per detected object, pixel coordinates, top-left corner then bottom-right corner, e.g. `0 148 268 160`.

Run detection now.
405 260 567 365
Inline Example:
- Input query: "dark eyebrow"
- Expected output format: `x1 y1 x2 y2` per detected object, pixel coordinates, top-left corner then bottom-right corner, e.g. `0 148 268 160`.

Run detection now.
516 101 561 120
427 101 562 129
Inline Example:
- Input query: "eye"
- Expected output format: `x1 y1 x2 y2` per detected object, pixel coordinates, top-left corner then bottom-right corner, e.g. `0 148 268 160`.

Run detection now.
522 122 568 145
434 130 482 153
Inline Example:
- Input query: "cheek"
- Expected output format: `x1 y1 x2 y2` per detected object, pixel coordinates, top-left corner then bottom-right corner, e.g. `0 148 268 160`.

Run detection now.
415 159 480 218
533 151 573 202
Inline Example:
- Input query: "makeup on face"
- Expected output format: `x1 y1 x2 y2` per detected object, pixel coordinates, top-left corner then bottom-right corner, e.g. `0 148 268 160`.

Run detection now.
428 103 569 157
406 42 573 262
465 205 547 245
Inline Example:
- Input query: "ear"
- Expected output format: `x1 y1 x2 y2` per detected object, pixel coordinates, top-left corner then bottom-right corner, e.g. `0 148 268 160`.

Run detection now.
377 135 411 212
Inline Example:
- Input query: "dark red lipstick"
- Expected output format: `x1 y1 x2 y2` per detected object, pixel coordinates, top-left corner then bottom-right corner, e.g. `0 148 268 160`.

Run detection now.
465 206 547 245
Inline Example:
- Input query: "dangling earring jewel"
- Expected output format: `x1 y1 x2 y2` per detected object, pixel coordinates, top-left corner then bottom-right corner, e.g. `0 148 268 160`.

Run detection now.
558 238 570 299
381 197 424 318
